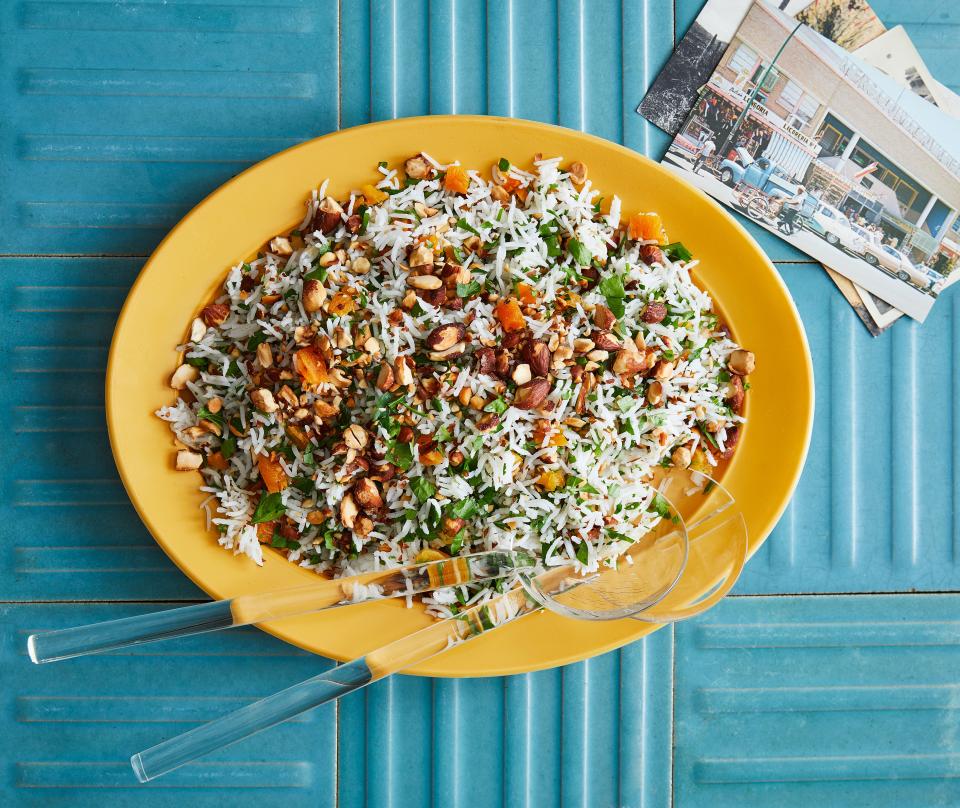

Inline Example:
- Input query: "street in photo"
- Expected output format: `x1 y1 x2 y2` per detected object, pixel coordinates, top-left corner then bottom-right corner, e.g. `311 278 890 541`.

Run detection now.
662 0 960 322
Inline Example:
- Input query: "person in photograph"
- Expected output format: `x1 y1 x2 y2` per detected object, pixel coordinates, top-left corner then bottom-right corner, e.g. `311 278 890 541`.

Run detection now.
693 136 717 173
780 184 808 234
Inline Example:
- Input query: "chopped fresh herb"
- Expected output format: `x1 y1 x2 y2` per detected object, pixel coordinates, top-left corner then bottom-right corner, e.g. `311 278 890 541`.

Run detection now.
544 234 561 257
292 476 314 494
220 436 237 459
484 396 509 415
303 266 327 283
568 238 592 266
575 541 589 564
387 439 414 471
700 428 719 450
664 241 693 262
456 280 482 298
246 331 268 351
251 492 285 524
435 424 452 443
649 493 672 519
498 157 510 171
378 160 388 169
410 477 436 502
447 498 479 520
184 355 208 368
197 406 225 430
450 529 466 555
270 533 286 548
455 217 481 236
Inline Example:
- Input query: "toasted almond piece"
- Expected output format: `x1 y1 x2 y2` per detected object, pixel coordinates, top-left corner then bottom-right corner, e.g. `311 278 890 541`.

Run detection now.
269 236 293 256
175 449 203 471
351 256 371 275
318 251 338 268
512 363 532 385
201 303 229 327
353 477 383 511
414 201 438 218
199 419 221 437
332 326 353 349
587 350 609 362
490 185 510 204
728 349 755 376
405 154 431 179
513 378 551 410
408 274 442 290
425 323 465 351
170 364 199 390
394 356 414 386
343 424 369 450
313 399 339 419
190 317 206 342
573 337 595 354
340 492 359 530
256 342 273 368
251 387 279 413
376 362 396 391
364 336 381 355
671 446 692 468
568 161 588 184
409 243 435 268
653 360 676 381
428 342 465 362
302 279 327 313
646 380 664 406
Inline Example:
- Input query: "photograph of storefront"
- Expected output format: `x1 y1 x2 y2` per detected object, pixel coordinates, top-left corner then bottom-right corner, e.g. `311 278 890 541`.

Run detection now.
663 0 960 322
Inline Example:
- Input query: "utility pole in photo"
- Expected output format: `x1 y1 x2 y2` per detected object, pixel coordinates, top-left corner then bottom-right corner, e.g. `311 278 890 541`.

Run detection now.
719 21 804 156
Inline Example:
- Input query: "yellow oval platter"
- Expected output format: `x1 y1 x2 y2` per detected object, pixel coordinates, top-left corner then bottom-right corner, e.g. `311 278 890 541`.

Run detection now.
106 116 814 676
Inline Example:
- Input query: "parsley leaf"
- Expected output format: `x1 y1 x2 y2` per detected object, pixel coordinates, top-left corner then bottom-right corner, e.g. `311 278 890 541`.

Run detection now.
387 439 414 471
456 280 482 298
648 493 672 519
410 477 436 502
455 217 481 236
568 238 592 266
251 492 285 524
575 541 589 564
664 241 693 262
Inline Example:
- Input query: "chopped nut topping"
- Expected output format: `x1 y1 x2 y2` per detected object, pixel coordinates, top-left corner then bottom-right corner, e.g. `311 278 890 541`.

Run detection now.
190 317 207 342
408 273 442 290
251 388 279 413
170 364 198 390
728 349 755 376
425 323 465 351
269 236 293 256
404 154 431 179
343 424 369 450
302 279 327 313
568 161 588 184
339 491 359 529
256 341 273 368
201 303 229 327
176 450 203 471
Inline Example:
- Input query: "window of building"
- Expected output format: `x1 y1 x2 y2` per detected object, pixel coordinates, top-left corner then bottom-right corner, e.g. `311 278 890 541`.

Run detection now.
729 43 757 75
780 80 802 109
750 64 780 92
789 95 819 129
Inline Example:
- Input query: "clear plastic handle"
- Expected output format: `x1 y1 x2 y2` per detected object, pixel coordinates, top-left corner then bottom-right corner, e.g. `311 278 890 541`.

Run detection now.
28 549 532 664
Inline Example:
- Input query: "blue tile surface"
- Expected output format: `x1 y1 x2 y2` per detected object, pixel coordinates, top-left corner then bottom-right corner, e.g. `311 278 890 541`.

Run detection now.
674 595 960 807
2 0 959 805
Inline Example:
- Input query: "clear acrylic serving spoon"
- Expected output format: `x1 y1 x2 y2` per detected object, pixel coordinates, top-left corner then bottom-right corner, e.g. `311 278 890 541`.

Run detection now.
128 471 733 783
26 548 535 664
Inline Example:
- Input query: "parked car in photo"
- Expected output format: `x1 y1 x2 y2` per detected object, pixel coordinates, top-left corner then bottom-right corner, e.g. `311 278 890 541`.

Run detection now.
861 242 940 289
723 151 800 199
804 203 866 255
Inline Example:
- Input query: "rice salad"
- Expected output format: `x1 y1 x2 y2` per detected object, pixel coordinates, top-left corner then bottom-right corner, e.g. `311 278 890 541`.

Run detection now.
157 153 755 617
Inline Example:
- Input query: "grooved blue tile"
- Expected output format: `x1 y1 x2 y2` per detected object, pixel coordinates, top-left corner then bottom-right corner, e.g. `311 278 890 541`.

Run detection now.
674 595 960 807
0 603 336 806
0 257 201 600
0 0 339 255
336 627 674 808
